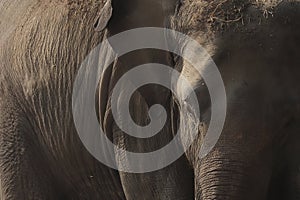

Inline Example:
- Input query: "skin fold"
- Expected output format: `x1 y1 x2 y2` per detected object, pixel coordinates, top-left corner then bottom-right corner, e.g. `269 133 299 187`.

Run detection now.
0 0 299 199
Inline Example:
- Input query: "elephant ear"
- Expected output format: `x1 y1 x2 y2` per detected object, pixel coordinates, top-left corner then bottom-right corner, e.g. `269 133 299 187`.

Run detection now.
94 0 112 31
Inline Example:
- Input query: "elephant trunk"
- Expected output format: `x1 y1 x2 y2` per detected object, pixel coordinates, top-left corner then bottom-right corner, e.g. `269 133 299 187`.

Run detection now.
195 149 272 200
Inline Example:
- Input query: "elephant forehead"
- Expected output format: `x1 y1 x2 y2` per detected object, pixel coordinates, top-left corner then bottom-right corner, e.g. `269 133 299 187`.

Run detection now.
172 0 285 36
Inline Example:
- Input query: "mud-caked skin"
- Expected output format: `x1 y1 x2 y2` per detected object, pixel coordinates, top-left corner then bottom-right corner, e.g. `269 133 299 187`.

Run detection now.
0 0 299 199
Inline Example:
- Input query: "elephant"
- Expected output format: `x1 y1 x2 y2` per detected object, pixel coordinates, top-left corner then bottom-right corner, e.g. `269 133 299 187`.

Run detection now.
0 0 299 199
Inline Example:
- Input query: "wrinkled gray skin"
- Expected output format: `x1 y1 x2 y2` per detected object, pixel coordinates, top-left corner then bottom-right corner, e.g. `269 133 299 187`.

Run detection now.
0 0 299 199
